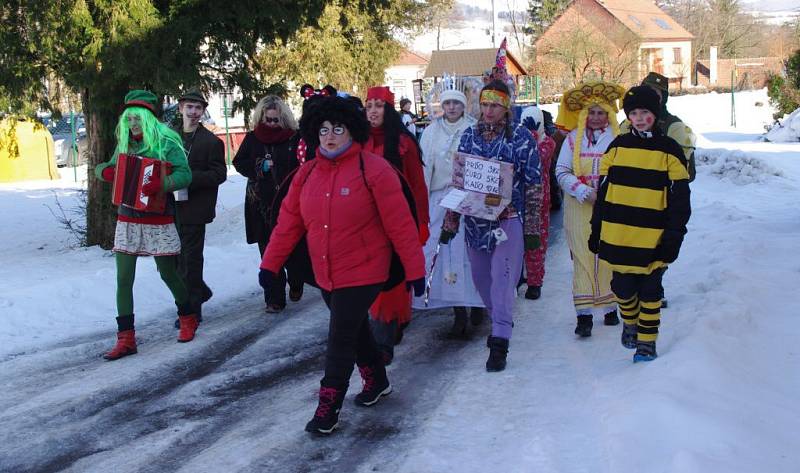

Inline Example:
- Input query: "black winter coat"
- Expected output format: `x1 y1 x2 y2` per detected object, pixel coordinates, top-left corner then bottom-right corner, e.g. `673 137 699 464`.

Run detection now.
233 131 300 244
175 125 227 225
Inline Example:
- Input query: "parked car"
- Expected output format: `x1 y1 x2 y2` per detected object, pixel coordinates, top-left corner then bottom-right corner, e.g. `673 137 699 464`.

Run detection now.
48 114 87 167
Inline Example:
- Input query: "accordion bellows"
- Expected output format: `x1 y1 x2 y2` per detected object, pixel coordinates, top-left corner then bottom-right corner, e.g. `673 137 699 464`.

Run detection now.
112 154 167 213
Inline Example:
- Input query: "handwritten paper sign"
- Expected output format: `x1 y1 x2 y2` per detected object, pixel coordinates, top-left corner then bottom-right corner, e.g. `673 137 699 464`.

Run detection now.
463 157 501 195
439 152 513 220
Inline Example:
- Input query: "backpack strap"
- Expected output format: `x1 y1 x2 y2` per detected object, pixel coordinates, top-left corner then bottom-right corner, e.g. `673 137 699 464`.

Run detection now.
359 152 419 226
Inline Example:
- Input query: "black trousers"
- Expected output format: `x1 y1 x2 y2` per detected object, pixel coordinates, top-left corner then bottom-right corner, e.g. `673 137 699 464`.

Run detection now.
610 268 666 303
258 239 287 306
320 284 384 389
177 223 212 316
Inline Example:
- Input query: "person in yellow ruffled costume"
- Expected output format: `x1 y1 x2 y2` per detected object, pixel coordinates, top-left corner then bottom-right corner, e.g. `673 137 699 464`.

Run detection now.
554 81 625 338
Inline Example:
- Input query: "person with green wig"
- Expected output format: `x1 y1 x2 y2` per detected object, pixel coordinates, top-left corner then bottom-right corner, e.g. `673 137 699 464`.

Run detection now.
95 89 194 360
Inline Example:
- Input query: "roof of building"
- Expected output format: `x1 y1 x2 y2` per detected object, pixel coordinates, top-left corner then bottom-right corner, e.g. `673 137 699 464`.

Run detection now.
595 0 694 40
395 49 429 66
424 48 527 78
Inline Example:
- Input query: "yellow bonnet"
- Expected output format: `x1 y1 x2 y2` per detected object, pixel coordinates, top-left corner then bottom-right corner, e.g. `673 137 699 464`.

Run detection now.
554 81 626 177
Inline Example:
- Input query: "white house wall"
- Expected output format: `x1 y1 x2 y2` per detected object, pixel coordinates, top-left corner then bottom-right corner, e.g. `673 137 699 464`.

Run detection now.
639 40 692 88
206 90 246 130
384 64 427 113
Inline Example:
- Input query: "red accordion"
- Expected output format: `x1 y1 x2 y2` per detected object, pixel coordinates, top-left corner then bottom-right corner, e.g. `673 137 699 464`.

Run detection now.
112 154 167 213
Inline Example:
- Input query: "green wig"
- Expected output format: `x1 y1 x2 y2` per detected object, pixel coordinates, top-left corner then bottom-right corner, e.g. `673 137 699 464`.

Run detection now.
115 107 185 160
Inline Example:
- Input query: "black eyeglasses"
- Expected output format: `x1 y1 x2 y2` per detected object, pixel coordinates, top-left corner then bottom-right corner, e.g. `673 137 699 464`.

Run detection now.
263 117 280 124
319 126 346 136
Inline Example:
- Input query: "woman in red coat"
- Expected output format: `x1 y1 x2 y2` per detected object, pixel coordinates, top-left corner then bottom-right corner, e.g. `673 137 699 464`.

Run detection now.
260 96 425 435
363 86 430 364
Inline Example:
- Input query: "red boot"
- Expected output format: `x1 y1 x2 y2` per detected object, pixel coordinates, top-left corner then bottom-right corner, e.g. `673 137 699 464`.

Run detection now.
177 314 199 343
104 329 137 360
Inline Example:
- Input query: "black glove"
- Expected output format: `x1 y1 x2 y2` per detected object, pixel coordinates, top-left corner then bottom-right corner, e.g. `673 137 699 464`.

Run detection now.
588 231 600 254
259 269 274 291
439 230 456 245
524 234 541 251
657 231 683 264
407 278 426 297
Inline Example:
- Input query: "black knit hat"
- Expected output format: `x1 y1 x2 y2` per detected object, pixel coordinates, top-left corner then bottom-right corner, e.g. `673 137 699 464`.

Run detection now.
623 86 661 118
299 95 370 148
641 72 669 93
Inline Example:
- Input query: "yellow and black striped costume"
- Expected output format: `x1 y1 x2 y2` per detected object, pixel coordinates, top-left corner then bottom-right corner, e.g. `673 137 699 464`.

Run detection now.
590 130 691 342
591 132 691 275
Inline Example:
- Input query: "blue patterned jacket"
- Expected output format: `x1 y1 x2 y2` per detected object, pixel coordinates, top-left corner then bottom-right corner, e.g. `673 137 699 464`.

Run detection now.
445 124 542 252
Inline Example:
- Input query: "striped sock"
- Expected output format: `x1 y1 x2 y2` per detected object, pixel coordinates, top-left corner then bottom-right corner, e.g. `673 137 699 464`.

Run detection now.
617 295 640 326
638 300 662 342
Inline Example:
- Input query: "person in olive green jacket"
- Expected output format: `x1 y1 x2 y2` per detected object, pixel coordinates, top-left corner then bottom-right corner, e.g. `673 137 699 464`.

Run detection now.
94 90 194 361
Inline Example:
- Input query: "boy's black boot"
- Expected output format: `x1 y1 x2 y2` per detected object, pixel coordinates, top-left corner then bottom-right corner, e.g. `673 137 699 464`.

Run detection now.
574 315 593 337
621 323 638 349
485 336 509 372
633 341 658 362
354 364 392 407
305 385 346 435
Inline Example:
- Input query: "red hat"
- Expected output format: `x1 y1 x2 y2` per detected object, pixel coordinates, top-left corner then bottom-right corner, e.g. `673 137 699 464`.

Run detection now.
366 86 394 106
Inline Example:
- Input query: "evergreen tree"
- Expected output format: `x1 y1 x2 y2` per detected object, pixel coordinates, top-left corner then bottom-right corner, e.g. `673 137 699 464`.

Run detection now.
0 0 384 248
257 0 419 99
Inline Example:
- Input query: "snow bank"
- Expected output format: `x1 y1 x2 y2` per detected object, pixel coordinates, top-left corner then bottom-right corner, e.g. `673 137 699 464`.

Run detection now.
695 148 784 184
765 107 800 142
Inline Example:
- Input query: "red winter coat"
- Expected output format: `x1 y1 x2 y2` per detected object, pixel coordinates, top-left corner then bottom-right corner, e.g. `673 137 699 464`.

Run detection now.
260 142 425 292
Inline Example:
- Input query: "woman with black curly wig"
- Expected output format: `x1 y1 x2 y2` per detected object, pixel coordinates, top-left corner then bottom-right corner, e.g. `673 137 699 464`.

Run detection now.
260 96 425 435
363 86 430 365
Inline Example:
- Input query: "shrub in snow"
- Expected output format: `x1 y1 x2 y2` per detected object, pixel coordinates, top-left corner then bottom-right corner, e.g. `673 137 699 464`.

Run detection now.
695 148 783 184
764 107 800 143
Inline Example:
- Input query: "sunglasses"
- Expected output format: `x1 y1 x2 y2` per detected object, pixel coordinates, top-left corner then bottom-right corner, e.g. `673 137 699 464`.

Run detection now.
263 117 280 124
319 126 346 136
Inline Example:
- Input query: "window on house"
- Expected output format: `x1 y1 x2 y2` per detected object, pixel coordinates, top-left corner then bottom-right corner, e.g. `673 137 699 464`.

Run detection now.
628 14 643 28
220 92 235 118
673 48 683 64
392 80 406 103
653 18 672 30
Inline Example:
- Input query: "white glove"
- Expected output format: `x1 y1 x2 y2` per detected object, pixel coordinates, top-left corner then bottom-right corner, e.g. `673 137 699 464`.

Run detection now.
575 184 596 204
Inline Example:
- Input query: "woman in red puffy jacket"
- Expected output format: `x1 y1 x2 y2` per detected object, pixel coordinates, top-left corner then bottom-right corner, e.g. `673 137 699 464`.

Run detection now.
259 96 425 435
363 86 430 364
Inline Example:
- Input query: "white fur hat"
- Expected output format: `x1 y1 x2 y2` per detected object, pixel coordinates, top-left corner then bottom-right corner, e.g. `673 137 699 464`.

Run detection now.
440 89 467 106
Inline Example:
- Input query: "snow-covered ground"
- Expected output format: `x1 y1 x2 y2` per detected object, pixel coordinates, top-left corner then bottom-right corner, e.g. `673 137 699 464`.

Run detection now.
1 89 799 472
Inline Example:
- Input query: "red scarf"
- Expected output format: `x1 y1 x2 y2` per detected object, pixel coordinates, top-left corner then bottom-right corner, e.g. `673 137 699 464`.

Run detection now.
254 124 295 144
367 126 386 155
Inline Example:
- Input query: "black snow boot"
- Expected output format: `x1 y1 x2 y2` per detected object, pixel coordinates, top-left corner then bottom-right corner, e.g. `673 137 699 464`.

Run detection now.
574 315 593 337
470 307 485 326
485 336 509 372
604 309 620 326
305 385 347 435
354 364 392 407
524 285 541 300
633 341 658 363
448 307 468 338
621 323 638 349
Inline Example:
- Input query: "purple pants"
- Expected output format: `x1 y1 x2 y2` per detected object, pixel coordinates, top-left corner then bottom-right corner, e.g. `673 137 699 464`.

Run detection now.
467 218 524 340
